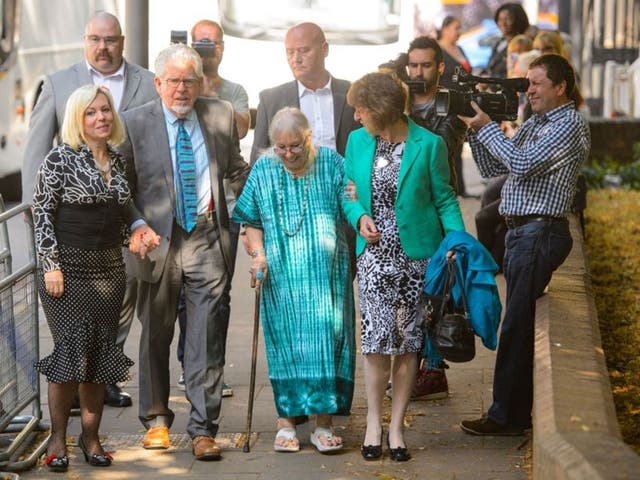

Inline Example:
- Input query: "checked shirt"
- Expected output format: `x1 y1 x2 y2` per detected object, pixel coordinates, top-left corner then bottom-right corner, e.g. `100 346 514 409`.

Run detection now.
468 102 590 217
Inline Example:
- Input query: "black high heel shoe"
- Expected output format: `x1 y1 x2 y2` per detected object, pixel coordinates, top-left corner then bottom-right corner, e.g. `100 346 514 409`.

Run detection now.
78 435 113 467
387 433 411 462
361 429 383 460
44 453 69 472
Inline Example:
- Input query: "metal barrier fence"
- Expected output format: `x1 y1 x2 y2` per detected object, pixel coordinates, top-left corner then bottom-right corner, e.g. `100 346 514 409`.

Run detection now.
0 198 48 471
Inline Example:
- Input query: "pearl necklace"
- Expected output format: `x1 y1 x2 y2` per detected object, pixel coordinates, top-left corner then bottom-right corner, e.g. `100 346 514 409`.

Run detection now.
277 166 310 237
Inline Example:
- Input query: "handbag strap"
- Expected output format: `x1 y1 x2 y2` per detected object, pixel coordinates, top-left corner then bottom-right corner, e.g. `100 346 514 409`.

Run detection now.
442 258 469 315
437 259 455 318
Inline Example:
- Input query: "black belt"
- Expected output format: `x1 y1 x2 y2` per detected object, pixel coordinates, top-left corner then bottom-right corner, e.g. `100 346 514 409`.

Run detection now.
503 215 566 230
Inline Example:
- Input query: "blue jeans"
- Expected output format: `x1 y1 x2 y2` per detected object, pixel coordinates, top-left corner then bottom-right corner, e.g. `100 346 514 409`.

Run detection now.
487 219 572 428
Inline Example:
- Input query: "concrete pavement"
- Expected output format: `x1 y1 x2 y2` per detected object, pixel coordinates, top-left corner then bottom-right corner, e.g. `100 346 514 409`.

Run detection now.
19 151 529 480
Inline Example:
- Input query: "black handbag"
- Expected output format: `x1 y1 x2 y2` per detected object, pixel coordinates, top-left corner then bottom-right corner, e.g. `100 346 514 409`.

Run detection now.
427 258 476 363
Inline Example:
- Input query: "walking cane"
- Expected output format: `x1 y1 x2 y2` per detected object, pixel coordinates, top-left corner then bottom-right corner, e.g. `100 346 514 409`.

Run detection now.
243 270 262 453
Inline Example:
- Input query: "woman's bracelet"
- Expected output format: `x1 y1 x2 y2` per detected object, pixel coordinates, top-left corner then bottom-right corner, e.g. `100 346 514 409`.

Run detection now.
250 248 265 258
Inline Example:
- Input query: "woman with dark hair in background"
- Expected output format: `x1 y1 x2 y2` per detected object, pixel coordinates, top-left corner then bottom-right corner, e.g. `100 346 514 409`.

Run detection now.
485 2 530 79
437 15 471 90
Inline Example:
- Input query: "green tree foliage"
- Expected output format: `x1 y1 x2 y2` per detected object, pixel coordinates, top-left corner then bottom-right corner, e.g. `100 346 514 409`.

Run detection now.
585 190 640 453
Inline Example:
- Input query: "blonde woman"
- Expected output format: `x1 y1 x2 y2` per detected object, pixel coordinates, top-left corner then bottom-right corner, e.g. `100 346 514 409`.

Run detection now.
533 30 566 57
33 84 156 472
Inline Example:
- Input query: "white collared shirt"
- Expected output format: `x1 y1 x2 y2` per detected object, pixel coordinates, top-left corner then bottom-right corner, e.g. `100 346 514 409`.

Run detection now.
86 61 125 110
161 105 212 216
297 77 336 150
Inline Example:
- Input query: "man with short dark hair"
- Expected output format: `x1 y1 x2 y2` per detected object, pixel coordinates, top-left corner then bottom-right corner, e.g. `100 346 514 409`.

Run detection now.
458 54 590 436
387 36 468 403
190 19 250 139
406 36 467 195
21 11 157 408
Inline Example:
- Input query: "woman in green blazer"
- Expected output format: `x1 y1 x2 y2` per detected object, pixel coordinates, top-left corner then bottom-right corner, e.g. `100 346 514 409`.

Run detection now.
343 72 464 461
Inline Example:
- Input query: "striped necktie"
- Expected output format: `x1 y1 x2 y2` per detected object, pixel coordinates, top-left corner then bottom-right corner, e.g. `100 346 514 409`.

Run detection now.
175 119 198 232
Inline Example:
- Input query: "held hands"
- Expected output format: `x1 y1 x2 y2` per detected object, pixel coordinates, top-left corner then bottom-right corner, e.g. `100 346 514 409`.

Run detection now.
458 101 492 132
130 225 161 260
358 215 381 244
44 270 64 298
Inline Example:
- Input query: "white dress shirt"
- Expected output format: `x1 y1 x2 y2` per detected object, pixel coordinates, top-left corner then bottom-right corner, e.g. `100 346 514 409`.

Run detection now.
297 77 336 150
87 61 125 110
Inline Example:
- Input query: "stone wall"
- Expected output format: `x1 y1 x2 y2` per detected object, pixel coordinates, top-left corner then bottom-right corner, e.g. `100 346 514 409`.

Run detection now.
532 215 640 479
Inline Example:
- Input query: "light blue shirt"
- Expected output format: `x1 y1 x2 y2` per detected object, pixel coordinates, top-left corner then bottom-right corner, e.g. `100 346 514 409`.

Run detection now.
130 105 213 232
161 105 212 216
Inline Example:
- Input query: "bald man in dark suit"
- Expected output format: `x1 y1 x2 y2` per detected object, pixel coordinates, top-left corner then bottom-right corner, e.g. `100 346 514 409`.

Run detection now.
250 22 359 163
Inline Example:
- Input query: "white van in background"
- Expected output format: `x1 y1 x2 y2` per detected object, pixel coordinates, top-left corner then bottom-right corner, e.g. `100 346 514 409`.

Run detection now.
0 0 122 200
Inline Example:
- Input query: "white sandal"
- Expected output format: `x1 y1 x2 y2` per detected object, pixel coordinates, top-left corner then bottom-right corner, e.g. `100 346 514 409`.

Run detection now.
310 426 343 453
273 427 300 452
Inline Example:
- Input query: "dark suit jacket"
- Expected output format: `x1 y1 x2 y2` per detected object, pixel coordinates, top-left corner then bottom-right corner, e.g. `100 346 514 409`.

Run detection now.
119 98 250 283
21 60 157 203
250 77 360 163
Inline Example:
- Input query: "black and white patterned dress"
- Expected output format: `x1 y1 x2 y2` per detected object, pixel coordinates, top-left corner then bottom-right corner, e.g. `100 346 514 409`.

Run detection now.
33 143 134 384
357 138 429 355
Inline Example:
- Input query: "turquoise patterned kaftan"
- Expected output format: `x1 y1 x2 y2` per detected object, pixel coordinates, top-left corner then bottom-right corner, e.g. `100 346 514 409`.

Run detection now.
232 146 355 417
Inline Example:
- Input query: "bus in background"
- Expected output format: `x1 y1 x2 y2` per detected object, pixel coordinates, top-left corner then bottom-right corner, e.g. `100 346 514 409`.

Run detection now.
0 0 120 201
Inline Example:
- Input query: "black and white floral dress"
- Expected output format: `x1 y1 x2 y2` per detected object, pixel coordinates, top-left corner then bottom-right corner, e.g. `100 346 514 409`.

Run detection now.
357 138 428 355
33 143 134 384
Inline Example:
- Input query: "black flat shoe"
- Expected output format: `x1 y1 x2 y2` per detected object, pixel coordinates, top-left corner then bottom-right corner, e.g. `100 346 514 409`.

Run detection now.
44 453 69 472
104 384 132 408
78 435 113 467
361 430 382 460
387 433 411 462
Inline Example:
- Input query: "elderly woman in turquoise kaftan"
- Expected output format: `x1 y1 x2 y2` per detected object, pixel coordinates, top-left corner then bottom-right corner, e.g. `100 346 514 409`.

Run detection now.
232 107 354 454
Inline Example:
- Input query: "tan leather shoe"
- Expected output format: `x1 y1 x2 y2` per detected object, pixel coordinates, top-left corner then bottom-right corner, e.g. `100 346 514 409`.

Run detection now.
143 426 170 450
192 436 222 461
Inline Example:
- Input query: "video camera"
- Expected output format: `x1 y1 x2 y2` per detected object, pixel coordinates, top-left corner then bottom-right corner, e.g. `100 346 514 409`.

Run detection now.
378 53 431 95
435 68 529 121
170 30 216 58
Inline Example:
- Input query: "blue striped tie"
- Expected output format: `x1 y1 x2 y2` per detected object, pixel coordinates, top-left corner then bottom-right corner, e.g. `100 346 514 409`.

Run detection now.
175 120 198 232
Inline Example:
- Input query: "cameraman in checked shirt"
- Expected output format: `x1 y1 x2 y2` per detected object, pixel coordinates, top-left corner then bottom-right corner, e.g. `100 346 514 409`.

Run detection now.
457 54 590 436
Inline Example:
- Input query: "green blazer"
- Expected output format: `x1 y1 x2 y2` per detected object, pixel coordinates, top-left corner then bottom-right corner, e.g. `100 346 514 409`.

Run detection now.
343 117 465 259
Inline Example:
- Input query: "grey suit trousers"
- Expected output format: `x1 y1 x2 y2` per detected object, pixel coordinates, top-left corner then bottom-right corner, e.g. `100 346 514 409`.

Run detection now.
115 258 138 350
137 213 228 438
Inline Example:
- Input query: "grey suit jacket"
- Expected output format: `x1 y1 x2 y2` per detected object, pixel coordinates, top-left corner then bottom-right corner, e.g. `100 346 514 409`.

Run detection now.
250 77 360 164
21 60 157 203
119 98 250 283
